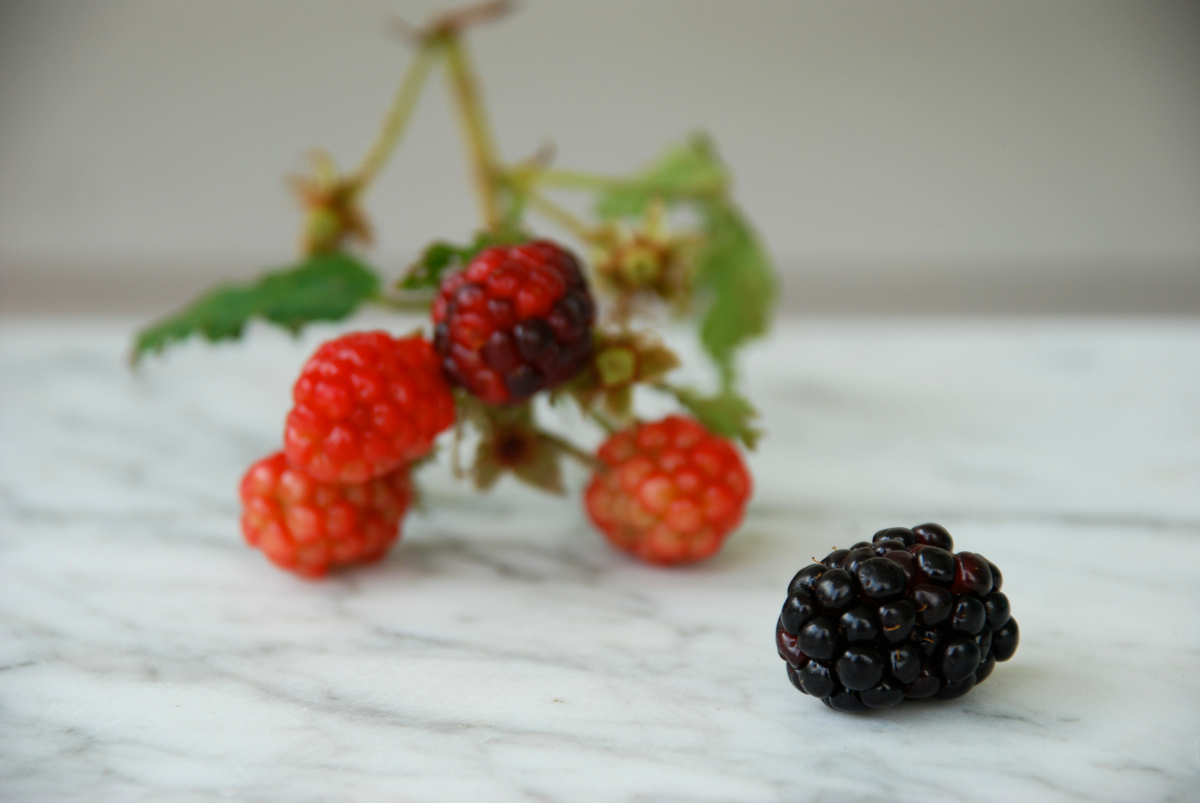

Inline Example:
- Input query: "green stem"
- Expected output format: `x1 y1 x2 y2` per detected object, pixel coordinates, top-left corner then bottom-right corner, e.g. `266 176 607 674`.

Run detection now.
539 430 606 473
353 41 441 191
372 293 436 313
582 406 618 436
527 192 593 240
442 32 502 232
534 168 625 191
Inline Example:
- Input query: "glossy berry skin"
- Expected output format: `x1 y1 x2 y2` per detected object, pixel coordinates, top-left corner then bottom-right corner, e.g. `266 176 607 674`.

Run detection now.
240 452 412 579
584 415 752 565
778 523 1018 712
284 331 455 484
432 240 595 405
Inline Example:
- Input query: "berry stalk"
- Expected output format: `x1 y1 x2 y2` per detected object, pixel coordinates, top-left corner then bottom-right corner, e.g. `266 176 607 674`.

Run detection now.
441 31 504 233
353 39 442 191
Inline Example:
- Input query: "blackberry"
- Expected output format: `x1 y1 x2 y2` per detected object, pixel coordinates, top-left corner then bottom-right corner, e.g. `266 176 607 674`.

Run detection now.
776 523 1018 712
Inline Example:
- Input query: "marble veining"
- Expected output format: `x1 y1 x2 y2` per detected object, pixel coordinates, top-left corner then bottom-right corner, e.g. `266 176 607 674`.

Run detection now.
2 316 1200 802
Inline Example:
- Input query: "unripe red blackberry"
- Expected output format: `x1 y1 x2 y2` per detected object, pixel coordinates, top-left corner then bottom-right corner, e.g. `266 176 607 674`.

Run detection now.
283 331 455 484
776 524 1018 711
584 415 751 565
240 452 412 578
432 240 595 405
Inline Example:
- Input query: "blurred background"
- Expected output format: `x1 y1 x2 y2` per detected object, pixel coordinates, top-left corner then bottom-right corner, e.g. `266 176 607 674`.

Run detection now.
1 0 1198 316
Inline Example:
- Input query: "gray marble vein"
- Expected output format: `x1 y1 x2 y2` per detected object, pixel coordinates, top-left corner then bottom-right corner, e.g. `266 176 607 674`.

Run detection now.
2 316 1199 802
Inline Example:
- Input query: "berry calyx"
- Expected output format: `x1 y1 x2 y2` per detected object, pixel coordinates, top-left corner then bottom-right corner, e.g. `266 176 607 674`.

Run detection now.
283 331 455 484
240 452 413 578
432 239 596 405
778 523 1018 711
584 415 752 565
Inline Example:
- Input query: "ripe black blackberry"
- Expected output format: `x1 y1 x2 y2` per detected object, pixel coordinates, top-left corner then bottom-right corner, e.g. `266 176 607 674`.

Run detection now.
776 523 1018 712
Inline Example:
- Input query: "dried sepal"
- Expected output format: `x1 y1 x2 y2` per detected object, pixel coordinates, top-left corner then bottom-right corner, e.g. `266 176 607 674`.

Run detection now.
460 400 568 496
290 151 372 256
589 200 699 316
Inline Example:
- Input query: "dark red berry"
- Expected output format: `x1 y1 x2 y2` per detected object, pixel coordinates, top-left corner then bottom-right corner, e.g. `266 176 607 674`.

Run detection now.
856 558 907 599
951 552 994 596
873 527 917 546
860 679 905 709
787 663 807 693
992 618 1020 662
984 592 1012 630
912 522 954 551
789 563 827 595
986 559 1003 591
873 538 907 555
941 638 982 683
776 625 806 668
913 627 943 657
798 617 838 661
915 546 956 586
840 547 876 576
912 584 954 626
836 645 885 691
432 240 595 405
799 660 836 698
973 627 993 657
839 607 878 643
822 549 850 568
888 644 922 685
935 674 977 700
950 596 987 635
813 568 856 611
883 550 924 585
975 651 997 684
904 665 942 699
877 600 917 642
825 690 870 713
780 591 818 635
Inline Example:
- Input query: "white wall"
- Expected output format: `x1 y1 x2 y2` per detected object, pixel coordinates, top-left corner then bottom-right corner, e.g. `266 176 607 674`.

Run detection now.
2 0 1198 311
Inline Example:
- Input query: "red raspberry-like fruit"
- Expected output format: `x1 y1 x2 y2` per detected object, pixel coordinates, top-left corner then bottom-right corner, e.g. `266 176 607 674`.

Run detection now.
240 452 412 578
584 415 752 565
284 331 455 484
432 239 595 405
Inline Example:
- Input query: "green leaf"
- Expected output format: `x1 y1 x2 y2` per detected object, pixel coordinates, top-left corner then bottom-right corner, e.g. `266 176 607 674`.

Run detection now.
398 230 530 291
132 252 380 364
693 199 777 389
666 385 761 450
595 133 728 220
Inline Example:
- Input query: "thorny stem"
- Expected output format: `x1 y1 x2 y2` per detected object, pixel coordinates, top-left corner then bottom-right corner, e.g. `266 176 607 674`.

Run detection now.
442 32 503 232
353 41 441 190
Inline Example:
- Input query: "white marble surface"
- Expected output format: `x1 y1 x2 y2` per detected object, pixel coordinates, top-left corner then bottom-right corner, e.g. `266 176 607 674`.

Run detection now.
2 315 1200 802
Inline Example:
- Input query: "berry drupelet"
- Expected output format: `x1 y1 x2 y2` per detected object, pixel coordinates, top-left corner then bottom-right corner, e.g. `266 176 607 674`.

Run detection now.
776 523 1018 712
432 240 596 405
240 451 413 578
584 415 751 565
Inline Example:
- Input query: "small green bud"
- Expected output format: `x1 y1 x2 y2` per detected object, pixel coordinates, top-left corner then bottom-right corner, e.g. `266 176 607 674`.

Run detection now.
596 346 637 387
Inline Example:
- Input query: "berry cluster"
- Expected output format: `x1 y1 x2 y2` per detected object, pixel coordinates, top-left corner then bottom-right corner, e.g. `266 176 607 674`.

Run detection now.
240 243 754 575
776 524 1018 712
240 331 454 577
